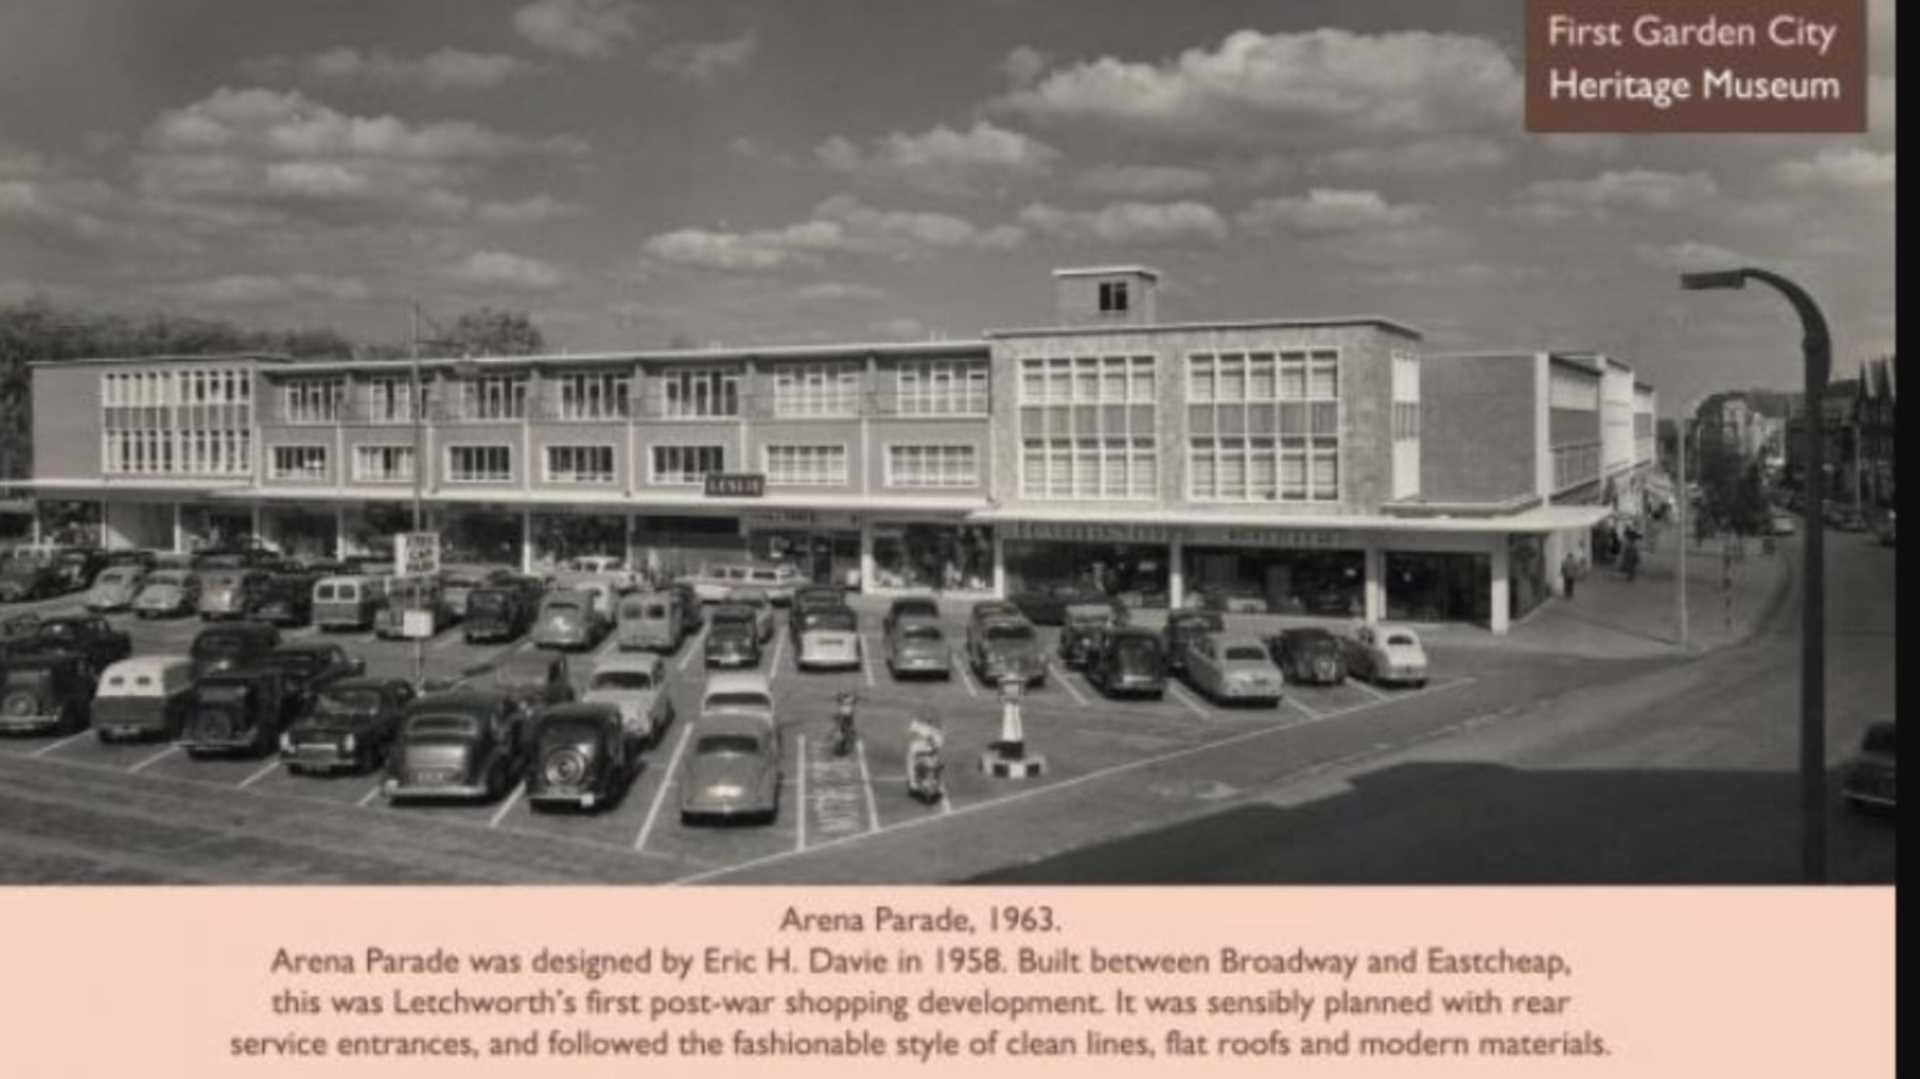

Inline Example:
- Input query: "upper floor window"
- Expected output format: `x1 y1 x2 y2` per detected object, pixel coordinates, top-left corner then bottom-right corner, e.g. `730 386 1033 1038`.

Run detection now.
353 444 414 483
367 377 417 424
764 444 847 486
1017 356 1155 404
1392 402 1421 441
659 367 739 418
650 444 725 485
1098 281 1129 313
447 445 513 483
269 445 328 481
544 445 615 484
897 361 988 416
555 372 631 420
773 362 861 417
886 444 978 488
457 376 526 420
282 378 341 424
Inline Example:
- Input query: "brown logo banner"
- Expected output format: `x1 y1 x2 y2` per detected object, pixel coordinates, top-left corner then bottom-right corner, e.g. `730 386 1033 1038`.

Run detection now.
1527 0 1867 131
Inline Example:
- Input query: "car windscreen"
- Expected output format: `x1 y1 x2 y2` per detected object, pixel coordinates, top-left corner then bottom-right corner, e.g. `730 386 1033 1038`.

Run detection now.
314 687 383 714
748 570 779 583
899 623 943 642
985 623 1034 642
542 602 582 616
98 569 137 584
36 621 79 640
193 634 262 659
1174 614 1224 632
807 611 856 632
1224 646 1269 662
704 692 772 713
710 609 753 627
468 591 509 610
270 651 323 675
537 717 605 745
1113 637 1160 662
695 733 760 755
640 604 668 619
404 715 481 739
1385 634 1418 647
590 671 654 692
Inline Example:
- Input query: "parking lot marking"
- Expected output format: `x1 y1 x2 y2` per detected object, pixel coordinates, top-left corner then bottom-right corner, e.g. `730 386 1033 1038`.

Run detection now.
591 630 621 662
488 782 525 827
794 734 807 851
430 633 465 651
855 737 880 832
860 640 876 688
1282 693 1325 720
127 745 180 773
676 626 708 671
356 783 383 807
769 634 786 679
671 674 1478 884
1349 678 1391 703
635 723 693 852
29 732 90 758
1166 681 1213 720
951 652 978 697
1049 662 1089 707
236 760 280 789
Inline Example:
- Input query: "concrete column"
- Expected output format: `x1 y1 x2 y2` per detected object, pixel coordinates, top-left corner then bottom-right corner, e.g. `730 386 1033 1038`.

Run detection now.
857 518 874 595
250 502 263 549
1168 534 1185 609
991 529 1006 597
333 505 346 560
172 503 185 554
29 506 42 546
1363 542 1385 623
521 509 534 575
1489 535 1511 636
98 500 109 549
624 514 636 574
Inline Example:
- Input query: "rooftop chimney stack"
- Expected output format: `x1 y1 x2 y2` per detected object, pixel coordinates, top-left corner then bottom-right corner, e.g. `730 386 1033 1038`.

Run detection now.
1052 265 1160 327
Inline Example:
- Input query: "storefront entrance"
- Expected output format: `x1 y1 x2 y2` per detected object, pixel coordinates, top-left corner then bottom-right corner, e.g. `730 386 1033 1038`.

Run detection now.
871 523 993 593
1385 550 1491 625
751 528 860 587
1182 546 1364 616
531 512 626 574
1004 539 1170 610
260 506 335 562
179 503 254 552
633 515 743 579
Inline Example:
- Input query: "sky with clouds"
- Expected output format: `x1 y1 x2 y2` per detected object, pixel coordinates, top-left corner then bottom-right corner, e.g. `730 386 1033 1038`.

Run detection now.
0 0 1896 408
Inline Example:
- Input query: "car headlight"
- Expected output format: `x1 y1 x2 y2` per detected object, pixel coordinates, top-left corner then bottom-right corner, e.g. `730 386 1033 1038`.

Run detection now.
342 733 357 753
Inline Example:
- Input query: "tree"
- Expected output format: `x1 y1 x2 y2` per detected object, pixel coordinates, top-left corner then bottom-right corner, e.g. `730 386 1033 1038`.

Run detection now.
444 308 544 356
1693 440 1769 537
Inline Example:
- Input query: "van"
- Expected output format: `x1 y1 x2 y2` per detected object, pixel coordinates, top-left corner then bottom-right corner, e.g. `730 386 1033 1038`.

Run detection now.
312 575 382 632
617 590 684 653
683 562 748 603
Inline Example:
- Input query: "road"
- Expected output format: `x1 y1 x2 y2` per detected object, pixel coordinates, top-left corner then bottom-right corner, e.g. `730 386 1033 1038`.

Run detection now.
977 527 1896 884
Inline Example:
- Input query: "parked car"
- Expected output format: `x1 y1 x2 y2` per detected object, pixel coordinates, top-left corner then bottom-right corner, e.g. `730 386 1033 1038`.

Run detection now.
437 565 495 621
177 668 293 757
488 650 574 715
251 572 316 627
616 589 686 653
884 614 951 680
582 652 676 745
795 605 861 671
787 600 850 649
704 605 762 669
1343 623 1429 687
680 562 749 604
1266 627 1347 686
1084 626 1167 700
561 555 637 592
373 577 451 640
102 548 159 572
668 581 702 636
793 584 848 615
723 586 777 642
1183 633 1284 706
382 690 526 803
531 589 607 650
312 575 385 632
0 555 68 602
132 569 200 618
1841 721 1896 813
84 565 149 612
463 585 533 644
680 672 780 824
279 677 416 775
52 548 108 592
1059 599 1126 669
259 641 363 714
198 569 273 621
967 598 1021 629
1163 609 1225 675
0 652 96 734
1010 583 1102 626
188 621 281 680
19 613 131 674
740 562 804 605
967 615 1046 687
883 595 940 636
526 702 632 812
90 655 195 742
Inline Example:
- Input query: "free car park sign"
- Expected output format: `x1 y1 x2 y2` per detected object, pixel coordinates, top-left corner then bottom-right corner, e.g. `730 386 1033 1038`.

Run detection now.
395 532 440 578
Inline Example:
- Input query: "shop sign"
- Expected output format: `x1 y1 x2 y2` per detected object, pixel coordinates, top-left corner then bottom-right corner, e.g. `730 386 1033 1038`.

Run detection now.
1002 521 1176 544
743 510 860 532
704 473 765 498
1184 526 1345 549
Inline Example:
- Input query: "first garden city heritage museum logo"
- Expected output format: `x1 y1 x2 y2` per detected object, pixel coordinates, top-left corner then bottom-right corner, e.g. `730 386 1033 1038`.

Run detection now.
1526 0 1867 131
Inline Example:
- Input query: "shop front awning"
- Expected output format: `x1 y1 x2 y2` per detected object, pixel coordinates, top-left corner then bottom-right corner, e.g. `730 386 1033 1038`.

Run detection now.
16 478 254 497
221 486 989 517
967 503 1613 535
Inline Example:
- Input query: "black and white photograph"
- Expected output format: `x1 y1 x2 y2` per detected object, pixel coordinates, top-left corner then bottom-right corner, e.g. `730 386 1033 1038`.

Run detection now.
0 0 1896 886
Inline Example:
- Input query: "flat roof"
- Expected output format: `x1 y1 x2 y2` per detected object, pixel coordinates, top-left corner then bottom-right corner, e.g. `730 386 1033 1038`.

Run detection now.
971 502 1609 535
29 352 293 369
987 315 1423 341
1051 265 1161 279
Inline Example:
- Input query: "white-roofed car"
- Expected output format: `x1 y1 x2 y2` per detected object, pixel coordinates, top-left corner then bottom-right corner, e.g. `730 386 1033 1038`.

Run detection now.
681 672 780 824
90 655 194 742
1343 623 1429 688
795 605 861 671
581 652 676 746
85 565 149 612
1181 633 1283 707
723 586 776 642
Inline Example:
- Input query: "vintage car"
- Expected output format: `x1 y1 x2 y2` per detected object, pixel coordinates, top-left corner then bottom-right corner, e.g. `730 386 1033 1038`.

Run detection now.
188 620 281 681
793 584 848 614
84 565 150 612
1266 627 1347 686
1162 609 1225 675
1059 599 1127 669
526 702 631 812
437 564 502 621
463 585 534 644
488 650 575 715
795 605 861 671
102 548 160 571
740 562 804 605
132 569 200 618
53 548 109 592
561 555 637 592
177 668 293 757
967 598 1021 629
787 601 844 650
312 575 386 632
882 595 940 636
1841 721 1896 813
1182 633 1284 707
1084 627 1167 700
260 641 363 712
279 677 416 775
0 554 68 602
616 589 685 653
667 581 702 635
723 586 777 643
581 652 675 745
966 615 1047 688
531 589 607 650
680 673 780 824
680 562 747 604
198 569 272 621
1009 583 1095 627
1343 623 1430 688
250 572 316 627
19 613 132 674
382 691 526 802
884 614 951 680
0 652 96 734
373 577 451 640
549 575 622 621
91 655 195 742
704 605 762 669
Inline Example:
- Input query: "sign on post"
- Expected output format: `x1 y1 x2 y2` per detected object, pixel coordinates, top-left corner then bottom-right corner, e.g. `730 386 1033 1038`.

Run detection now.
394 532 440 578
400 609 435 640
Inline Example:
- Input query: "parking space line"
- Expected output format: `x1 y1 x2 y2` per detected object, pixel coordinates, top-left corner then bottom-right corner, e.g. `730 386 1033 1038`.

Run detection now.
676 626 707 671
951 652 978 697
671 674 1478 884
1166 681 1213 720
128 745 180 773
29 732 90 758
1048 662 1089 707
1282 693 1325 720
860 640 876 688
855 737 880 831
489 783 525 828
356 783 383 807
1349 678 1391 703
236 760 280 789
794 734 806 851
769 634 786 680
635 723 693 852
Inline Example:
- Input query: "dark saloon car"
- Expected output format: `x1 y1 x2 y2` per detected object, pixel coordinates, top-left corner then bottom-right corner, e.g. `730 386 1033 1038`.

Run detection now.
0 556 66 603
966 616 1047 688
251 572 317 627
526 702 632 812
0 652 96 734
177 668 293 757
487 650 574 716
1084 627 1167 700
1059 598 1127 669
1841 721 1896 813
463 585 534 644
1162 609 1225 675
188 621 282 680
280 677 417 775
704 605 762 670
1010 583 1103 627
1266 627 1347 686
1 613 131 674
382 691 526 803
883 595 940 636
260 641 364 713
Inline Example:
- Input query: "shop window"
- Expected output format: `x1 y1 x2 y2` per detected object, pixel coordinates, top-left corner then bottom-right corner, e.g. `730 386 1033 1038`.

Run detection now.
1385 551 1491 626
1004 540 1169 610
1184 547 1363 616
871 523 995 592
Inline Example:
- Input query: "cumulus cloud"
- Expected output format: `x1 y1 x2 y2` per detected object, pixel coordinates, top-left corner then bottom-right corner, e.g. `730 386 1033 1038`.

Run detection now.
1768 146 1896 191
995 28 1521 144
1000 45 1050 88
245 47 538 91
513 0 644 59
1506 169 1719 224
167 273 370 305
642 194 1025 272
815 121 1060 196
650 28 759 83
1073 163 1213 197
1017 200 1228 245
1312 136 1507 176
1236 189 1425 234
451 250 564 290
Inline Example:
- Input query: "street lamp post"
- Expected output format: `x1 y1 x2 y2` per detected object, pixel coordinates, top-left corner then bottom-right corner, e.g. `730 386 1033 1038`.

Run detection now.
1675 395 1710 650
1680 268 1830 884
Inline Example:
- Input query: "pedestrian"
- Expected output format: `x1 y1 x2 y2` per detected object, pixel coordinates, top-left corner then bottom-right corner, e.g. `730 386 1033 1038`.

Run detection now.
1561 551 1579 599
